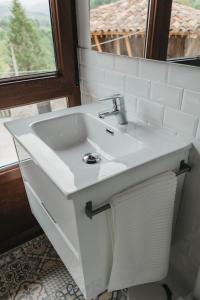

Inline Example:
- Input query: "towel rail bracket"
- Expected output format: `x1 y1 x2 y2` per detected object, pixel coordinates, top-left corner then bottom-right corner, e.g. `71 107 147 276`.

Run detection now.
85 201 111 220
175 160 191 176
85 160 191 219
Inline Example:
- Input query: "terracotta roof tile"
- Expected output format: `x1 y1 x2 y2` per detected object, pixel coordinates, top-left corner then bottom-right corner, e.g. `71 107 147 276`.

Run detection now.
90 0 200 35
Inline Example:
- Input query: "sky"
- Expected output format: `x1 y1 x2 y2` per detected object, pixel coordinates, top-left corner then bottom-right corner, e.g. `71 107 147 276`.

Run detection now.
20 0 48 6
0 0 50 16
0 0 48 5
0 0 49 9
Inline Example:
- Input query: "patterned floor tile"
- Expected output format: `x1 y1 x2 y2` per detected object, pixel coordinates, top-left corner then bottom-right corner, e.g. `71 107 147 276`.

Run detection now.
0 235 127 300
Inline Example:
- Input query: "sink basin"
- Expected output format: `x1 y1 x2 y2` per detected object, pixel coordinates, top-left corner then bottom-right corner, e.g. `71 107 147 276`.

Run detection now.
5 102 191 300
31 113 143 161
30 112 145 190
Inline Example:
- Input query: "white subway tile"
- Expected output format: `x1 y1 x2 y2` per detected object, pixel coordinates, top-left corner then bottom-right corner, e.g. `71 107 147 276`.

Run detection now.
81 80 100 97
104 70 125 92
182 90 200 117
80 65 105 84
82 80 116 99
195 121 200 140
115 55 138 76
151 82 183 108
139 59 168 82
168 64 200 92
124 94 137 118
80 79 84 92
164 107 198 137
137 98 164 126
81 92 94 105
81 50 114 69
125 76 150 98
80 48 98 67
81 80 94 96
97 52 115 70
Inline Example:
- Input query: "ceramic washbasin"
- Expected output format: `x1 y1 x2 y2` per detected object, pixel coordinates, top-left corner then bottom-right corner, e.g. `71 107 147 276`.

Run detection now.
5 102 191 197
28 112 146 192
31 112 143 161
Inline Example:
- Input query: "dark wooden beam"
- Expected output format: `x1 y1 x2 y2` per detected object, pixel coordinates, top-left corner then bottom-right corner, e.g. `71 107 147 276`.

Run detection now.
145 0 173 60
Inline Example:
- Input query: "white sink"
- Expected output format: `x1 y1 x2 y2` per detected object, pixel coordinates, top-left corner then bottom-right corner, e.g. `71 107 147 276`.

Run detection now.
28 112 146 192
31 112 144 165
5 102 191 299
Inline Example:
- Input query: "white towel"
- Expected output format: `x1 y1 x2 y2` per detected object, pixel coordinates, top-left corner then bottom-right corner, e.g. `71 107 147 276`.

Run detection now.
107 171 177 292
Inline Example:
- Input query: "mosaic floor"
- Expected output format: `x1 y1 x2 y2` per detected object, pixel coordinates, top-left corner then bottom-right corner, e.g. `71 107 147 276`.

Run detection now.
0 235 127 300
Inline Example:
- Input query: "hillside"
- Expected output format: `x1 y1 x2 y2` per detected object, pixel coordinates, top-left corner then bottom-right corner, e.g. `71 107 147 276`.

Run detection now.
0 0 55 78
0 1 50 26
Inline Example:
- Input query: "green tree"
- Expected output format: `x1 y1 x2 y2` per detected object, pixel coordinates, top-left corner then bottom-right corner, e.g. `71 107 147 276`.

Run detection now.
8 0 54 74
0 40 10 77
90 0 118 9
175 0 200 9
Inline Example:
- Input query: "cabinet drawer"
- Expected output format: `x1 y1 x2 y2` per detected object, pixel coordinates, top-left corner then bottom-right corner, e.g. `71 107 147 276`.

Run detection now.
24 181 86 296
19 158 80 254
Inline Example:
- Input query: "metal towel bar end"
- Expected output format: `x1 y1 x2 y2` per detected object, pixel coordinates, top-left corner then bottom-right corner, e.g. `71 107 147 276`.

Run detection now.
85 160 191 219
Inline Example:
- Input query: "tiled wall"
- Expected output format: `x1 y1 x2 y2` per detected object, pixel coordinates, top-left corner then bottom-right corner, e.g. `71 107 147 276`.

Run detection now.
79 48 200 141
79 47 200 296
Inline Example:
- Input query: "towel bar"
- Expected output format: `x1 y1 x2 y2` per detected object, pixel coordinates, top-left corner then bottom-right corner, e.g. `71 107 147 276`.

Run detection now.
85 160 191 219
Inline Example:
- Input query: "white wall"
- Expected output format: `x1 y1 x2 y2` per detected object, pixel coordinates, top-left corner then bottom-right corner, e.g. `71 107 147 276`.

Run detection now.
76 0 200 296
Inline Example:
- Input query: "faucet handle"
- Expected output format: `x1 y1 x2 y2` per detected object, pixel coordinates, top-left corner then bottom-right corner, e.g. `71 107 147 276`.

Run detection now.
112 99 118 111
98 94 122 102
98 94 122 111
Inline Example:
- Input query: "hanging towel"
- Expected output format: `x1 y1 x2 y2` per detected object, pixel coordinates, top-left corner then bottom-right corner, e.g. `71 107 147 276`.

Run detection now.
107 171 177 292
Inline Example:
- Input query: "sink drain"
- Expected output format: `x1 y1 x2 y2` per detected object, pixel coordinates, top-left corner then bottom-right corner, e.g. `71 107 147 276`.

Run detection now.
83 153 101 164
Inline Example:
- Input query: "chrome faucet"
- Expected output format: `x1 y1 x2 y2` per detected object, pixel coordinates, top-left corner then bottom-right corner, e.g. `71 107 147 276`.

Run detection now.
98 94 128 125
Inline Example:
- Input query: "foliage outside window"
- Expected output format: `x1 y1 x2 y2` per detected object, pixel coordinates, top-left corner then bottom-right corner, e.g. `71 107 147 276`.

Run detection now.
0 0 79 109
0 0 80 168
0 0 56 79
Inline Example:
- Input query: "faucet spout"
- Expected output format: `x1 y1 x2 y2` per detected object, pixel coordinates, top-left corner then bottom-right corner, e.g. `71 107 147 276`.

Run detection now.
98 110 118 119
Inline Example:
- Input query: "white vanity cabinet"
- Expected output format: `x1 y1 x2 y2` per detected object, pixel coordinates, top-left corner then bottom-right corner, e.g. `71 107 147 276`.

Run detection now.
14 138 190 300
5 104 191 300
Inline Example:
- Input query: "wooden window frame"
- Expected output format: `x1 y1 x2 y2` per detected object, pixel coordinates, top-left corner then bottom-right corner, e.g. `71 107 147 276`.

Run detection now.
168 57 200 66
145 0 200 65
0 0 81 109
0 1 81 250
145 0 173 60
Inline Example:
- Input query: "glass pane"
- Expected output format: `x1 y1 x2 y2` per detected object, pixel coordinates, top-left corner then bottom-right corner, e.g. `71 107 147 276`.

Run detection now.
168 0 200 59
90 0 149 58
0 98 68 169
0 0 56 79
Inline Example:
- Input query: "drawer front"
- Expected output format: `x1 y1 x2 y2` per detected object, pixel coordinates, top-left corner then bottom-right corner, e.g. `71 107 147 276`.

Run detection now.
24 181 86 296
15 139 80 256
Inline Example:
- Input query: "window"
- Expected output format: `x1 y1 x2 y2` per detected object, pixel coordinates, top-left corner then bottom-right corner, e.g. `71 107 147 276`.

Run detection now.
0 0 56 79
0 0 80 170
90 0 200 66
90 0 149 58
0 98 68 169
167 0 200 64
0 0 80 108
0 0 80 247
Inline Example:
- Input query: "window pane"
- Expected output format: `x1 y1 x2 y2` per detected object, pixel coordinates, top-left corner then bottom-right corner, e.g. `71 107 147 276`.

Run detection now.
0 0 56 79
0 98 68 169
167 0 200 59
90 0 149 58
